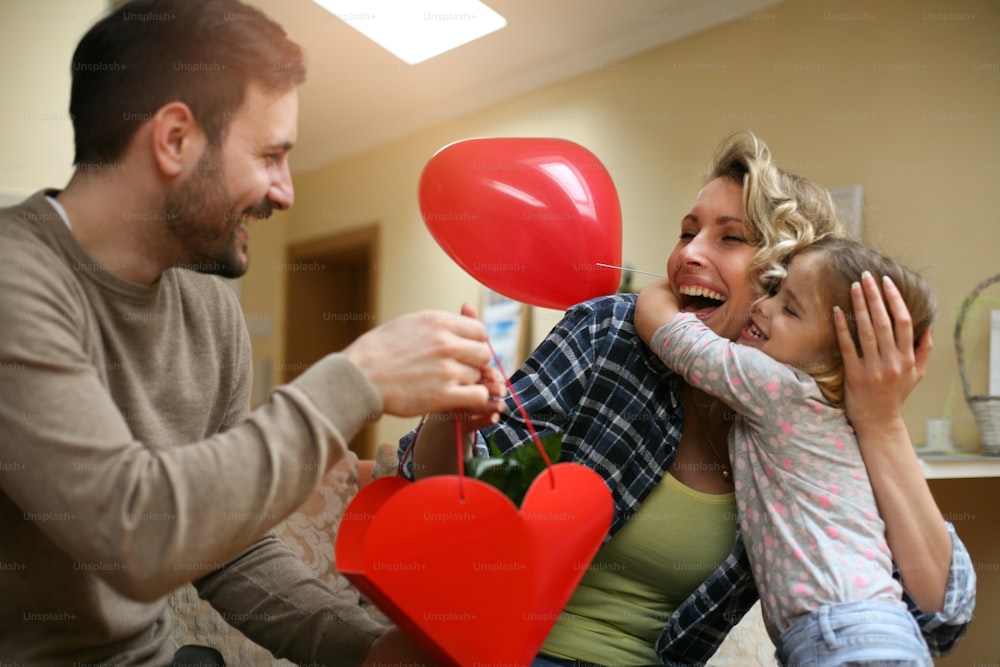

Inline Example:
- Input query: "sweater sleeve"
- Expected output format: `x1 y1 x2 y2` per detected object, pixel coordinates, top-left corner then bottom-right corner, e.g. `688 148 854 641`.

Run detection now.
190 289 386 663
0 237 383 604
650 313 803 424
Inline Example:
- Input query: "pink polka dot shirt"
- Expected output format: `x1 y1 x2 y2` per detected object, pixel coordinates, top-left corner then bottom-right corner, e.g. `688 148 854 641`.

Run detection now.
651 313 904 641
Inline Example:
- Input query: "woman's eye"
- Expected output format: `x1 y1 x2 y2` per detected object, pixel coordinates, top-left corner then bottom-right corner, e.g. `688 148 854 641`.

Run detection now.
783 305 797 317
723 235 747 243
679 231 695 240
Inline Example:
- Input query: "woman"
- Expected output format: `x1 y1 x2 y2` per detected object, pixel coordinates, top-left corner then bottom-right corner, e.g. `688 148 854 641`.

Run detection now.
400 132 975 666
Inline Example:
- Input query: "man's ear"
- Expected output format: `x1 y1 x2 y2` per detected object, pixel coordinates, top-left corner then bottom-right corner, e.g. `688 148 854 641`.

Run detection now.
150 101 205 177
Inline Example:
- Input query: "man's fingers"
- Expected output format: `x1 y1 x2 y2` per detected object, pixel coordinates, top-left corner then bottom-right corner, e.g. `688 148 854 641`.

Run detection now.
460 302 480 320
444 309 489 341
437 384 494 411
444 337 493 371
480 365 508 398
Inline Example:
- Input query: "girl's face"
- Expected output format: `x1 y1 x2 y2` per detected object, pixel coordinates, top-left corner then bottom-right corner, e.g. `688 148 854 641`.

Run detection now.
739 251 838 371
667 177 759 341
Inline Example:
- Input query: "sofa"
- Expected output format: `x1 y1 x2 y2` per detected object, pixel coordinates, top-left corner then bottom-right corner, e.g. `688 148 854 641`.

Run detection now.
167 444 776 665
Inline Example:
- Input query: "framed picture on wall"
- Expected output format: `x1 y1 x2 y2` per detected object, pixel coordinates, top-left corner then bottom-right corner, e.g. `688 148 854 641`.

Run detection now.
831 184 864 239
480 287 530 374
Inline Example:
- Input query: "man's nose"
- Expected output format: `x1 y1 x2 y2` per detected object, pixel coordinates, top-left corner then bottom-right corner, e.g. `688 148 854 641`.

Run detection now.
269 162 294 210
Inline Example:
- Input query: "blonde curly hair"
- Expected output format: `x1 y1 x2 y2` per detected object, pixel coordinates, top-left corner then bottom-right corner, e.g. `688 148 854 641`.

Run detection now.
705 131 844 297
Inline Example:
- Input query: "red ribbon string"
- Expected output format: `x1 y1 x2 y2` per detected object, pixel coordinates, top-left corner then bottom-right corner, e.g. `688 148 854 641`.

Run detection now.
484 338 556 490
455 418 466 501
399 333 557 495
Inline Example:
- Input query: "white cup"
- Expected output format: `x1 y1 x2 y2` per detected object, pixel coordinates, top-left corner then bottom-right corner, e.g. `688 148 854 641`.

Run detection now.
925 418 953 451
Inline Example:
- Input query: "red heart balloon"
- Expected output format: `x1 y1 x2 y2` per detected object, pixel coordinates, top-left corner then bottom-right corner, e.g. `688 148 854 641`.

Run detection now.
419 138 622 310
336 463 613 666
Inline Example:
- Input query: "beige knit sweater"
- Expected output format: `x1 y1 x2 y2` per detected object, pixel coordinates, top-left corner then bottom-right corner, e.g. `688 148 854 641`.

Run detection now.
0 191 385 665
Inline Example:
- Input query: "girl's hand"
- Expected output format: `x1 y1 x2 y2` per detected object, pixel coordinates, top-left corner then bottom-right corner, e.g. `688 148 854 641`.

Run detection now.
635 277 680 344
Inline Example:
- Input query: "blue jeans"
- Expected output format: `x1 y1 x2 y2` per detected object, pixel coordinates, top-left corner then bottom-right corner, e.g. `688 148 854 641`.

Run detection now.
776 600 932 667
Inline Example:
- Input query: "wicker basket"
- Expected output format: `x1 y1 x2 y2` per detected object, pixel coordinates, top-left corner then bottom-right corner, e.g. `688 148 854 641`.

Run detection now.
954 272 1000 456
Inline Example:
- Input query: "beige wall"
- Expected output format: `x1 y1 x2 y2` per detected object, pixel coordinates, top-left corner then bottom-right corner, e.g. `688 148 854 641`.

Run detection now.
0 1 107 200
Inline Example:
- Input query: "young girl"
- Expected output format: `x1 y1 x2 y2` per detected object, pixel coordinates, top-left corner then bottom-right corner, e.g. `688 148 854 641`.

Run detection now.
635 235 937 667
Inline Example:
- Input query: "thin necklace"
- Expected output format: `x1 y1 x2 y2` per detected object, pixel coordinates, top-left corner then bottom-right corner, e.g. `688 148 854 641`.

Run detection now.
687 394 732 483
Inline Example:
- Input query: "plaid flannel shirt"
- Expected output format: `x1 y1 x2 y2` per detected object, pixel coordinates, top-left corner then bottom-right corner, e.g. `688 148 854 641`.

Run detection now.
399 294 975 665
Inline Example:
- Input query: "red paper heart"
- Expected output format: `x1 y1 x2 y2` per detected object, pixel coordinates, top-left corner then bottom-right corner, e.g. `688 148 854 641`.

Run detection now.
336 462 613 667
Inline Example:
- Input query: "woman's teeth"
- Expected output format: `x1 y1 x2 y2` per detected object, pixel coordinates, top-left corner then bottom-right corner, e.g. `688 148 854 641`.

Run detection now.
679 285 726 303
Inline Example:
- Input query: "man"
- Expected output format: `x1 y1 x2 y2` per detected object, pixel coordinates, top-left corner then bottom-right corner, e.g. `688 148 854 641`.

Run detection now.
0 0 500 664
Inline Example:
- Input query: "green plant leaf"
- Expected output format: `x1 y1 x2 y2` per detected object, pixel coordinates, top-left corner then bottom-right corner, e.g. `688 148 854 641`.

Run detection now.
465 430 563 507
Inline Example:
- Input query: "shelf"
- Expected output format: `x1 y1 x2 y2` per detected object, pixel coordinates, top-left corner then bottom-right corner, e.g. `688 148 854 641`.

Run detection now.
916 451 1000 479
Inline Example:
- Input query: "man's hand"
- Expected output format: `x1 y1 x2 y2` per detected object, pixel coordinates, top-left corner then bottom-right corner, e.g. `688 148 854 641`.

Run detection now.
405 303 507 479
362 625 438 667
343 306 505 418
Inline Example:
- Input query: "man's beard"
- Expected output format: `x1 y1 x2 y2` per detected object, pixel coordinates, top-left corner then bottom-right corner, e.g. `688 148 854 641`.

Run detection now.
162 146 272 279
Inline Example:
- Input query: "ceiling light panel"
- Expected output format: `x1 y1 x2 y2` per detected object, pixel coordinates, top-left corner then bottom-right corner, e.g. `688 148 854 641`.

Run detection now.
313 0 507 65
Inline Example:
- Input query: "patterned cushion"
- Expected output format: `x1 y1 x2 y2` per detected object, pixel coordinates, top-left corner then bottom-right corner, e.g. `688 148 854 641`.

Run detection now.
709 602 777 666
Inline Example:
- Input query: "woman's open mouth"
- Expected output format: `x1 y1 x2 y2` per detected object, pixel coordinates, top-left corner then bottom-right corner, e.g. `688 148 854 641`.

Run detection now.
678 284 727 317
